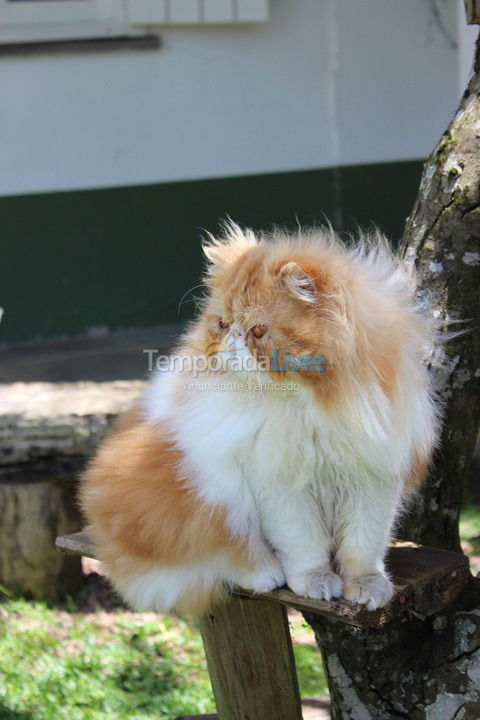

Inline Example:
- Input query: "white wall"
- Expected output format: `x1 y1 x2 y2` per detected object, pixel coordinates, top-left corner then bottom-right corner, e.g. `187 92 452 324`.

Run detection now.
0 0 473 197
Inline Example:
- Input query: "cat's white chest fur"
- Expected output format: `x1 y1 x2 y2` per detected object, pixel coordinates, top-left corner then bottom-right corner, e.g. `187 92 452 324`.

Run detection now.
144 370 405 548
142 368 410 607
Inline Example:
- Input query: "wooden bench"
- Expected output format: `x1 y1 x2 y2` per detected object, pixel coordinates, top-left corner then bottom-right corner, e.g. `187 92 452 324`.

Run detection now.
56 531 469 720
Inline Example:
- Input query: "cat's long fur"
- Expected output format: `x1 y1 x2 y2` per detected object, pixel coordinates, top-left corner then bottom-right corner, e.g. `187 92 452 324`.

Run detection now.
80 224 439 613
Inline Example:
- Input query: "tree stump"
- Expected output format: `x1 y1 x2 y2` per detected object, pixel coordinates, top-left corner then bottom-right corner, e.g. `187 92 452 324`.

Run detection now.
0 381 143 596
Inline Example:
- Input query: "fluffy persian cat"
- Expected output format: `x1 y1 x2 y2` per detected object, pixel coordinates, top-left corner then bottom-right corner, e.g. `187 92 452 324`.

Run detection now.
80 223 438 613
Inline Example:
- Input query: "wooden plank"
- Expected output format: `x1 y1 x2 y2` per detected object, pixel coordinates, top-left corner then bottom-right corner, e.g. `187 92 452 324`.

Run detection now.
56 532 470 627
465 0 480 24
199 595 303 720
237 541 470 627
56 531 97 559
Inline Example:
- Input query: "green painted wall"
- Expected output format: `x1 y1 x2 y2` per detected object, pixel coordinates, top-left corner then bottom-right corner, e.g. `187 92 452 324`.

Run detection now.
0 160 422 345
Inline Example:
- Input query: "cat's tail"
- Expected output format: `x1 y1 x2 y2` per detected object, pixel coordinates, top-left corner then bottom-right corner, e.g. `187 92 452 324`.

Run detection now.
100 550 230 615
116 569 227 615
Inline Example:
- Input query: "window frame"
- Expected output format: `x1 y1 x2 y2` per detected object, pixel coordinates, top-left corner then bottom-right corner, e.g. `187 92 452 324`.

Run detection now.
0 0 269 46
0 0 134 44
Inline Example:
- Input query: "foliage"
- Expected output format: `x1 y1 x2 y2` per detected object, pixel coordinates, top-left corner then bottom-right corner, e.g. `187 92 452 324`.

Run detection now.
0 598 215 720
460 496 480 574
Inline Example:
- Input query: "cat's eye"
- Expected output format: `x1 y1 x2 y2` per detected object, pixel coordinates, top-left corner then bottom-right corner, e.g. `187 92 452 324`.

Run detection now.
219 320 230 330
251 324 268 338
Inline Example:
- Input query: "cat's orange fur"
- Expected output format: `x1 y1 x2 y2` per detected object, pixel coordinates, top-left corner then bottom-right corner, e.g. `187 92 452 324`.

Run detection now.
202 234 409 407
81 415 253 614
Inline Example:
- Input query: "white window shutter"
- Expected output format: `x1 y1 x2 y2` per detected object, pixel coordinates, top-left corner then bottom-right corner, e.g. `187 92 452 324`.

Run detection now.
203 0 235 24
237 0 269 23
126 0 167 24
126 0 269 27
167 0 201 23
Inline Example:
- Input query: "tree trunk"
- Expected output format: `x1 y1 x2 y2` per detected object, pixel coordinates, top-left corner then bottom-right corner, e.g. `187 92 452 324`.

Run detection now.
307 33 480 720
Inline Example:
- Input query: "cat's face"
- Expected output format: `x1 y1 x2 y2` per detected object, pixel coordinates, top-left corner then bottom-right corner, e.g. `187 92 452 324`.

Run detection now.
196 228 355 399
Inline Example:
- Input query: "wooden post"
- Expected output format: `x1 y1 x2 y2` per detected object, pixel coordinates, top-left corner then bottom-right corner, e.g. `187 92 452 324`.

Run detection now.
199 595 303 720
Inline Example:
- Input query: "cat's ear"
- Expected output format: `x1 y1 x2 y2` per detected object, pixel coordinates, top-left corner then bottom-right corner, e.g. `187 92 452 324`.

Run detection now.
203 221 257 271
280 262 318 304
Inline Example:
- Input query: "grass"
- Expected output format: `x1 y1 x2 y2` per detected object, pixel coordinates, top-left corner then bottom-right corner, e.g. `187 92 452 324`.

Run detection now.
459 500 480 540
459 495 480 574
0 596 326 720
1 497 479 719
0 599 215 720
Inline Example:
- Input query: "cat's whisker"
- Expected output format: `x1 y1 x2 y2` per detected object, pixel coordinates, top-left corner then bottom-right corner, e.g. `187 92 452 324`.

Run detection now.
177 283 206 315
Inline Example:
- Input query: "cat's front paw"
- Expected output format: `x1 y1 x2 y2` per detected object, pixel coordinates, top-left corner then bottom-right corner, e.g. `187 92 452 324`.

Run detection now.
342 571 394 610
237 558 286 593
287 567 343 601
251 564 286 593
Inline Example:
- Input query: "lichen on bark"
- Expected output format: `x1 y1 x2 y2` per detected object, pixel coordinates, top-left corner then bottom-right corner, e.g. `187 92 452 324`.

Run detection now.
307 579 480 719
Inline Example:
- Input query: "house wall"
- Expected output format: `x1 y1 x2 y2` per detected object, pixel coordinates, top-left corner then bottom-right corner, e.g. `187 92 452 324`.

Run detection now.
0 0 475 344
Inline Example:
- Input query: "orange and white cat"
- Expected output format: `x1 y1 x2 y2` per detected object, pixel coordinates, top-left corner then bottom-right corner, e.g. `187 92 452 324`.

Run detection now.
80 223 438 614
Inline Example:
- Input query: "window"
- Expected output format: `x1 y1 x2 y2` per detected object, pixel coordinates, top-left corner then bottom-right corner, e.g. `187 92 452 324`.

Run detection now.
0 0 130 44
0 0 269 46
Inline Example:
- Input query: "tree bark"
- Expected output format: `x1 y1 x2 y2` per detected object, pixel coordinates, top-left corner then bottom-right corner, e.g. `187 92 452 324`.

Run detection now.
0 479 83 597
396 40 480 553
307 32 480 720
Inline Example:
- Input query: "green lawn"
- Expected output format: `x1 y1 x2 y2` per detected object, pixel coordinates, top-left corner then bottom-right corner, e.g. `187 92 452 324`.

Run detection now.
1 497 479 720
0 597 215 720
0 595 326 720
460 496 480 574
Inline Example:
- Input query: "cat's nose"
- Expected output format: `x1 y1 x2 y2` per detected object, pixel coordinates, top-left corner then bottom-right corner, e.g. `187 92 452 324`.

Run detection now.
230 323 243 339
